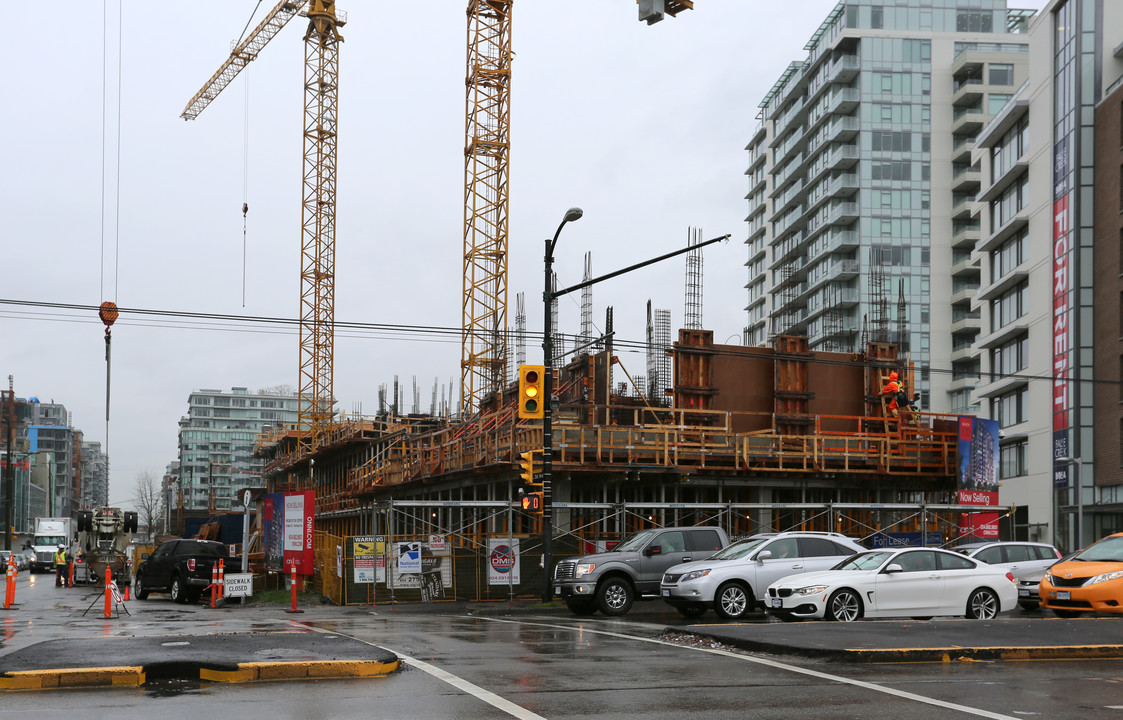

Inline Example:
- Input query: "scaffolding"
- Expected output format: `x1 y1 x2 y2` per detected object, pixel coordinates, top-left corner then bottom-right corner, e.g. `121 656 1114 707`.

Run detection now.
684 227 704 330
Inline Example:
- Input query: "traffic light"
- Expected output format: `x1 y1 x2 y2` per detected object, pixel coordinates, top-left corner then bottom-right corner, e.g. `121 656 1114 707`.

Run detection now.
519 450 539 484
518 364 545 419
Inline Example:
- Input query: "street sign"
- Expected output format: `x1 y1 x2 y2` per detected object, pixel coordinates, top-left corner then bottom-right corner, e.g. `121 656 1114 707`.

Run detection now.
223 573 253 598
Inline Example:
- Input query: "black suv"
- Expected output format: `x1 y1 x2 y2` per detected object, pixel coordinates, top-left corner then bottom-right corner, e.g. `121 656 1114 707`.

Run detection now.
134 539 240 603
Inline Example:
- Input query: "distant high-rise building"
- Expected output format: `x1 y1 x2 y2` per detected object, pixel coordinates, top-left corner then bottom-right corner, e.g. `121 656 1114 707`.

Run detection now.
175 387 300 511
746 0 1033 416
79 441 109 509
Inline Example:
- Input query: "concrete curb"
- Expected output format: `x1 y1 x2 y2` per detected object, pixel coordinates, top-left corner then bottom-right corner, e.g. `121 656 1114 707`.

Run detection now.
0 659 401 691
671 626 1123 663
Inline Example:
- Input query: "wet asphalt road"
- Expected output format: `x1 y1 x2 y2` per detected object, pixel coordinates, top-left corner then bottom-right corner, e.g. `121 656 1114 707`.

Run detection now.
3 572 1123 719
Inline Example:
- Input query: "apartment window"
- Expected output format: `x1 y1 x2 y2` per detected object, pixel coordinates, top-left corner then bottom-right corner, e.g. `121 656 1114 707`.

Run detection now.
991 386 1027 428
231 398 246 408
989 64 1014 86
991 335 1028 377
871 130 912 152
988 94 1011 115
192 396 211 406
871 6 883 28
213 396 231 407
991 229 1027 282
871 161 912 181
957 10 994 32
991 281 1028 329
1000 441 1027 479
990 176 1029 231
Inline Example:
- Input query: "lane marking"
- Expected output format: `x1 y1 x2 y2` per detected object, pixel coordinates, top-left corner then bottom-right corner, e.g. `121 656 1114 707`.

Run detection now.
477 617 1020 720
285 620 546 720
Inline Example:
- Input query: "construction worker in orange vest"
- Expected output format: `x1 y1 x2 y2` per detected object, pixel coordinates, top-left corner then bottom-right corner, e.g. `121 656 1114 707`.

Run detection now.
881 372 902 418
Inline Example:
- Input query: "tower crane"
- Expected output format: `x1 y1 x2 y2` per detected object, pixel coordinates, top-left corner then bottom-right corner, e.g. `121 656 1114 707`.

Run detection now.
182 0 344 454
459 0 693 414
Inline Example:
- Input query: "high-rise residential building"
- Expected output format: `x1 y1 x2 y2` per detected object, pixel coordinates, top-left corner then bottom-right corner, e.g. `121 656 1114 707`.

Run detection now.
746 0 1033 415
972 0 1123 549
176 387 300 511
79 441 109 509
24 400 81 517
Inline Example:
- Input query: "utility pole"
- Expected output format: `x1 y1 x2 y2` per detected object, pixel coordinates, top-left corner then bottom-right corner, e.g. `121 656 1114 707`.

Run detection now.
539 212 728 602
4 376 13 551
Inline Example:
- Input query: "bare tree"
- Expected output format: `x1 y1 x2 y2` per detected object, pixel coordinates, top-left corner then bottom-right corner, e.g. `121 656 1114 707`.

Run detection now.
133 471 162 542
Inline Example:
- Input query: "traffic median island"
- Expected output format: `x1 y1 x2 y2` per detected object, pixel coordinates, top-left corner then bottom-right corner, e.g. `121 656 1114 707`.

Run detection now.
0 632 399 691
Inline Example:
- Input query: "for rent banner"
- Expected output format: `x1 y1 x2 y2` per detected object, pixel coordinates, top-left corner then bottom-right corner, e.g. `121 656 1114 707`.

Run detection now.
264 490 315 575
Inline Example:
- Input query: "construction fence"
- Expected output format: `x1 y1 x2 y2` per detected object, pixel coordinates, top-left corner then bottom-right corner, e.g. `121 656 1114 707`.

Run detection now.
309 500 1018 605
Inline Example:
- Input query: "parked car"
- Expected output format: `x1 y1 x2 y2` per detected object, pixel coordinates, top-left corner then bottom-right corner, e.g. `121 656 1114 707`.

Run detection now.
553 526 730 616
1040 532 1123 618
952 541 1063 611
0 550 12 571
660 532 865 619
765 547 1018 622
133 539 240 604
18 550 34 572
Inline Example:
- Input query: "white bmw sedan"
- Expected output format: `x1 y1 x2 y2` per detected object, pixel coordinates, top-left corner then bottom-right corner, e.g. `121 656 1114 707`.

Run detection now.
765 547 1018 621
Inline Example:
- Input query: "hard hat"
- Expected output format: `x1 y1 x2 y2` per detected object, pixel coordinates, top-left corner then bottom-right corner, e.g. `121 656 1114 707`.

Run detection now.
889 372 898 381
58 545 64 550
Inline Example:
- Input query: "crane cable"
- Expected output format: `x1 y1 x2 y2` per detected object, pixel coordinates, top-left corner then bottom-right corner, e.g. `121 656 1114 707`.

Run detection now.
99 1 124 459
238 1 261 308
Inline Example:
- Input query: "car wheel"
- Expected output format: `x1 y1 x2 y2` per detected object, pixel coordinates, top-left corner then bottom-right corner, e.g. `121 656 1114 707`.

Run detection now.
826 589 862 622
1017 601 1039 612
170 575 186 604
565 597 597 616
966 588 999 619
714 582 753 620
677 605 707 619
1053 609 1081 619
134 573 149 600
596 577 634 616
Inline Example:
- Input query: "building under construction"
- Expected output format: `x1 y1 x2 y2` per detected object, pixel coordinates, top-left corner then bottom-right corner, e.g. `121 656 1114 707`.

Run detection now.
254 331 1003 604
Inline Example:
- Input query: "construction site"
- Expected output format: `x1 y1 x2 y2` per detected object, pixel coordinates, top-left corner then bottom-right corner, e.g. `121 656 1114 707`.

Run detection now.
167 1 1008 604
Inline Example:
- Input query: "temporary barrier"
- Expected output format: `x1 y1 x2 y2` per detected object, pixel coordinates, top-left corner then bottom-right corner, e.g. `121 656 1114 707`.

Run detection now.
103 565 111 619
309 499 1015 605
3 553 15 609
285 565 303 614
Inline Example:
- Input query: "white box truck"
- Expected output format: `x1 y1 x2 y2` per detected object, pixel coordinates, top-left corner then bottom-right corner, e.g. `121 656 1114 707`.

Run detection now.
30 517 75 573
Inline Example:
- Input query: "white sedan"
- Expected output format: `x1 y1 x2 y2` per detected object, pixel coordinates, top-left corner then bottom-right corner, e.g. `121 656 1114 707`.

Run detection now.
765 547 1018 621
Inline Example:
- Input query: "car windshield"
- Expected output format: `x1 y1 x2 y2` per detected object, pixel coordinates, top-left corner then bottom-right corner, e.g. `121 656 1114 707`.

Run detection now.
1072 536 1123 562
708 537 769 561
832 551 894 571
614 530 661 553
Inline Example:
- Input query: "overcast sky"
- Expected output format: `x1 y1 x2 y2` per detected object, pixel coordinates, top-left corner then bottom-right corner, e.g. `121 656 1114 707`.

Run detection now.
2 1 1049 509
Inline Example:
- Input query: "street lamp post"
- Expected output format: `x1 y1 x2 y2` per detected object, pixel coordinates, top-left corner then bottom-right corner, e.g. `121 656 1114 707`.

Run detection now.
537 210 728 602
541 207 583 602
1056 455 1084 550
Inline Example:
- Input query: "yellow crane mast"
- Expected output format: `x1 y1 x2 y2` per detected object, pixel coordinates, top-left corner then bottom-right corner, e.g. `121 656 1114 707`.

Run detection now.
461 0 513 415
182 0 345 454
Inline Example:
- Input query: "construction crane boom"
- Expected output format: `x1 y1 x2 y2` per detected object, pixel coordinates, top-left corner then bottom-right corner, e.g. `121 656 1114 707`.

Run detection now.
181 1 302 120
183 1 344 456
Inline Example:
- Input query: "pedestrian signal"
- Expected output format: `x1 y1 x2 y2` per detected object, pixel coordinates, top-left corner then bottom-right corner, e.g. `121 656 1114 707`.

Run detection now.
518 364 545 419
520 491 542 513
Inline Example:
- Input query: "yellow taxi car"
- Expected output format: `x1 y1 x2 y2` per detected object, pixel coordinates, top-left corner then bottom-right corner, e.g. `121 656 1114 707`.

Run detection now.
1040 532 1123 618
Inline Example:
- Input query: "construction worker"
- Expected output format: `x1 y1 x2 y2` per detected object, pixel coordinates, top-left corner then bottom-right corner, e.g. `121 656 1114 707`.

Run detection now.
881 372 902 419
54 545 68 587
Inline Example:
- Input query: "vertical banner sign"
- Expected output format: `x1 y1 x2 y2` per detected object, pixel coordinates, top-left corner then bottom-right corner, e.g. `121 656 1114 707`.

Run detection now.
957 416 1000 505
957 416 1001 538
487 538 520 585
1053 136 1072 489
376 536 386 583
264 491 315 575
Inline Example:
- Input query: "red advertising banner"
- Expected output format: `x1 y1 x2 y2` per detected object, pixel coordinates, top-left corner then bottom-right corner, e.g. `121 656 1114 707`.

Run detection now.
961 511 1000 539
264 490 315 575
956 416 999 507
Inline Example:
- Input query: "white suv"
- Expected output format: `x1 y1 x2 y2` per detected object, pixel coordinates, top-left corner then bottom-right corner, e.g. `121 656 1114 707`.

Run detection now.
660 532 865 619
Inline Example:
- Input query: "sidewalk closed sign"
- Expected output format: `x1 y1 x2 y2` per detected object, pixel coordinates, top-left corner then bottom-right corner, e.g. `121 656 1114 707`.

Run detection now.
224 573 253 598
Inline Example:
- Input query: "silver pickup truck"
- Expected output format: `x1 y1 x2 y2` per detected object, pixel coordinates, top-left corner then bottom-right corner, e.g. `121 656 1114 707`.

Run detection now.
553 526 729 616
